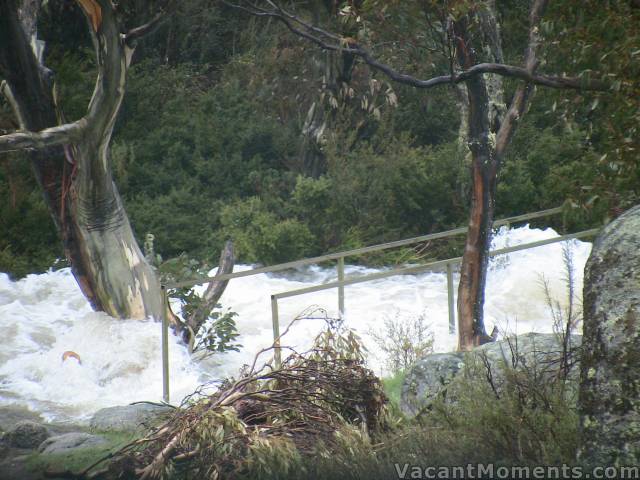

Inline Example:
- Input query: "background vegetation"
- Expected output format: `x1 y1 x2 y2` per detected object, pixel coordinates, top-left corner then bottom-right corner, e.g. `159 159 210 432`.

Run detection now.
1 0 637 277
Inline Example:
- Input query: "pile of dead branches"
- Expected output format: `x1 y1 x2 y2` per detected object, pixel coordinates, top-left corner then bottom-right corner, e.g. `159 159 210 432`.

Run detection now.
73 310 388 480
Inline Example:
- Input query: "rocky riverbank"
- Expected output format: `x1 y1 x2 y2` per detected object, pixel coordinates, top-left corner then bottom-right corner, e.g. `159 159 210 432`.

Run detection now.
0 403 172 479
401 332 582 416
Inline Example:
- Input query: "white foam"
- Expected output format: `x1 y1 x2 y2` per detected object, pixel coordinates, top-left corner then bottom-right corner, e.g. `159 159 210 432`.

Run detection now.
0 225 591 420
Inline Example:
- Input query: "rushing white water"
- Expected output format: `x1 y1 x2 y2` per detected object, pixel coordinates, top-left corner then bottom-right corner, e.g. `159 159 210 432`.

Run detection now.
0 225 591 421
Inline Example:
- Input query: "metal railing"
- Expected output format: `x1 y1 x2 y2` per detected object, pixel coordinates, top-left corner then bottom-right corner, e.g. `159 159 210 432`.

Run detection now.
159 205 594 401
268 227 599 366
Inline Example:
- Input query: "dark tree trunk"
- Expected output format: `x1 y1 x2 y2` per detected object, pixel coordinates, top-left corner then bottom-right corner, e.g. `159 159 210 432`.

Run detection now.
453 4 504 349
454 0 547 350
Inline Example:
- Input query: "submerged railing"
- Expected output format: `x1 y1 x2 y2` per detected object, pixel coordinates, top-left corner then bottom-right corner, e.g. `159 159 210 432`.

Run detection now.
160 206 598 402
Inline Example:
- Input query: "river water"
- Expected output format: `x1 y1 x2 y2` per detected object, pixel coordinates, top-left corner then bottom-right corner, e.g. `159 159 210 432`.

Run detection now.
0 225 591 421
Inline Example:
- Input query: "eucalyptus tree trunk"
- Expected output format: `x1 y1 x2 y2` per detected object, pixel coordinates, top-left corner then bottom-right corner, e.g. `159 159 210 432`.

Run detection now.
299 0 355 177
0 0 162 320
454 0 546 350
453 2 505 349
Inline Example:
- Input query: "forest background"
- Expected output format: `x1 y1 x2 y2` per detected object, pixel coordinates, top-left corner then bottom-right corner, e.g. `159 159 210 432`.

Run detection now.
1 0 638 278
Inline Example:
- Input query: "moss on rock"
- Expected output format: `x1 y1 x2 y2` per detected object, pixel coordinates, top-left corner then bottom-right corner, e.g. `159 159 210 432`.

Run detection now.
579 204 640 465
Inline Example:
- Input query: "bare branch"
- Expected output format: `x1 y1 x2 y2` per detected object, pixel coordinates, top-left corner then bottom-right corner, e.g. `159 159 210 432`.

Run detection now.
223 0 609 92
1 80 26 130
0 120 86 154
495 0 549 158
184 240 235 349
125 10 169 46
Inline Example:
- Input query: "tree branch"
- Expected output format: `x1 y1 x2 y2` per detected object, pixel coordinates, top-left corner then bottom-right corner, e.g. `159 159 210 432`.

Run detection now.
222 0 609 92
0 0 126 156
0 120 85 154
125 10 169 46
0 80 26 130
495 0 549 158
183 240 235 348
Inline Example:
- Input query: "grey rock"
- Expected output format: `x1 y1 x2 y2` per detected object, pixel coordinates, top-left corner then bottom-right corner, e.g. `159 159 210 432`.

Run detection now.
0 438 8 459
6 420 50 449
90 404 172 433
579 205 640 465
0 406 43 433
475 332 582 386
401 352 465 416
38 432 108 455
401 333 581 416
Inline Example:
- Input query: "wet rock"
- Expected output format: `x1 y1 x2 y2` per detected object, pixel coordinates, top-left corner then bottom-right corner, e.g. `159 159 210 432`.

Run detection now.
401 333 581 416
38 432 108 454
90 404 172 433
6 420 50 449
579 205 640 465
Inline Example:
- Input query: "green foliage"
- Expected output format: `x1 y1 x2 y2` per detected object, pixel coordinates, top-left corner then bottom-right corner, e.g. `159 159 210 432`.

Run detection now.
0 157 61 278
381 370 406 412
126 188 220 260
311 319 367 363
498 118 613 231
541 1 640 213
431 354 579 465
158 253 241 355
219 197 316 265
192 308 241 355
2 0 637 278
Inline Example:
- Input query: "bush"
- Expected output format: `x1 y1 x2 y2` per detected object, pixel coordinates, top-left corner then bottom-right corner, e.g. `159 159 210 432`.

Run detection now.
0 170 61 277
289 340 580 479
369 312 434 374
325 138 468 242
219 197 317 264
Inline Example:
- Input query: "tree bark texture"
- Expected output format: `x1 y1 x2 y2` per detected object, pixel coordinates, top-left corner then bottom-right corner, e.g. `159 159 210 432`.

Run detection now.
0 0 162 320
454 3 503 350
455 0 545 350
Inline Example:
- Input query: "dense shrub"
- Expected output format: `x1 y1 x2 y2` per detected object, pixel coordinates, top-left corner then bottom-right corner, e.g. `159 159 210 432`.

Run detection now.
219 197 316 264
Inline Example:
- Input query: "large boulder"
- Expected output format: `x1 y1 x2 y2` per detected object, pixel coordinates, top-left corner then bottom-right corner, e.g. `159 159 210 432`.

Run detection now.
38 432 108 455
401 353 465 416
401 333 581 416
90 404 172 433
5 420 50 449
476 331 582 386
579 205 640 465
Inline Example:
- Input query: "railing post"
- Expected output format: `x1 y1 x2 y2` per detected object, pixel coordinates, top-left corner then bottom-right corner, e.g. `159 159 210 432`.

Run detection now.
271 295 282 368
337 257 345 317
161 285 170 403
446 262 455 334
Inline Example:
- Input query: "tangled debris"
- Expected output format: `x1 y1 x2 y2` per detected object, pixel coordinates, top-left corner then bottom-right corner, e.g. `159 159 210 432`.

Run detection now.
55 309 387 480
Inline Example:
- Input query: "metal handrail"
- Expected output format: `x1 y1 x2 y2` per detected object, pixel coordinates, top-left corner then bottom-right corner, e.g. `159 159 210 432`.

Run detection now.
268 228 599 367
271 228 599 300
164 206 563 289
160 205 569 400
